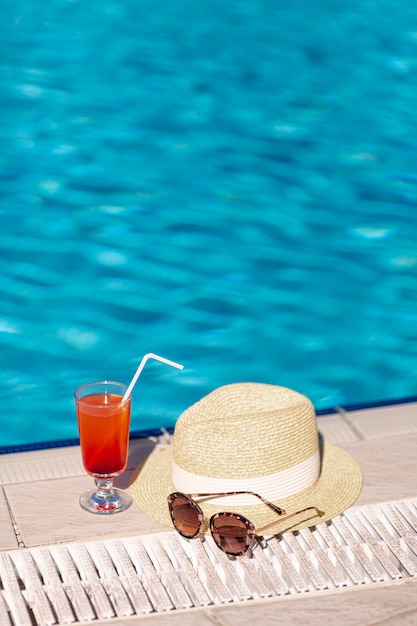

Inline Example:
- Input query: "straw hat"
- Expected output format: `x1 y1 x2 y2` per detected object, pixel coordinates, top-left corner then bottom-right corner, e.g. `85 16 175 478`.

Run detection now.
130 383 363 533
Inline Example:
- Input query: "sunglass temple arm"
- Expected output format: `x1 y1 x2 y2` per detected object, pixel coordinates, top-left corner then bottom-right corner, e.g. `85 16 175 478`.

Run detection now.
189 491 286 515
256 506 324 534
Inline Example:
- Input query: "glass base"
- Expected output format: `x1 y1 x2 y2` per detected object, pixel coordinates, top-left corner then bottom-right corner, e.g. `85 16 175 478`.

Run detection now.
79 486 132 515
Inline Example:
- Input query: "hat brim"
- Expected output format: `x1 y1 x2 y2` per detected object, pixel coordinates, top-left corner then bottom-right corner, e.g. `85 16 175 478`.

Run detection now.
129 437 363 533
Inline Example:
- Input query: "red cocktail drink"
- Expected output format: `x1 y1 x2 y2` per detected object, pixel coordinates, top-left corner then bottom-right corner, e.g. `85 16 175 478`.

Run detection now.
75 381 132 514
77 392 130 476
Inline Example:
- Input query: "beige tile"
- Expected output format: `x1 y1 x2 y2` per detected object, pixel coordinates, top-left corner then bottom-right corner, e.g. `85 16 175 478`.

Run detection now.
208 579 417 626
86 610 218 626
340 432 417 506
0 446 84 485
0 438 166 547
4 471 170 548
0 487 18 550
126 437 160 471
317 412 359 443
344 402 417 440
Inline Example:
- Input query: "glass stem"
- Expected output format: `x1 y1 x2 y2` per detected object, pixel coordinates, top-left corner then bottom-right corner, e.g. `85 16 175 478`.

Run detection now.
95 478 115 500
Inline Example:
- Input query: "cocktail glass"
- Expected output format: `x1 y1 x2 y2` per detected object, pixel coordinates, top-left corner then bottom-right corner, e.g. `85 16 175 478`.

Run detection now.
75 380 132 514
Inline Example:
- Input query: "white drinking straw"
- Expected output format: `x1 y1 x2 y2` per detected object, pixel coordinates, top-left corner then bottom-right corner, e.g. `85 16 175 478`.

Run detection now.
122 352 184 401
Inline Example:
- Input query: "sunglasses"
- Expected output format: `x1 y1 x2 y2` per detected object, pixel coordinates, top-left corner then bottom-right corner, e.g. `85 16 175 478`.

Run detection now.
168 491 323 557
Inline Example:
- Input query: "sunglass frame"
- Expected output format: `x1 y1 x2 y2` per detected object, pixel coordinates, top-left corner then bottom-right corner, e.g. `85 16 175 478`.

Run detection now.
167 491 323 558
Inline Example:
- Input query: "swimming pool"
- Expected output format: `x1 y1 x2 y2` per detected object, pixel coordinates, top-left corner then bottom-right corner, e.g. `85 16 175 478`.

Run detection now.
1 0 417 449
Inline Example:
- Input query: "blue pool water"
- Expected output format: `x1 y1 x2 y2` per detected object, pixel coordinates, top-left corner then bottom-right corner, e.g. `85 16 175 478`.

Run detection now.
1 0 417 449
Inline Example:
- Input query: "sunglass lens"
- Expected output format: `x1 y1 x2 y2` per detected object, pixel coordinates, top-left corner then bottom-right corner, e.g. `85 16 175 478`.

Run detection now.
210 513 254 556
168 493 202 539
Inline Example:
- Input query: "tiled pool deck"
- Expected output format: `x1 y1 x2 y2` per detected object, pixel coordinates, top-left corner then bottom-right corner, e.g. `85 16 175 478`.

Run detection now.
1 401 417 625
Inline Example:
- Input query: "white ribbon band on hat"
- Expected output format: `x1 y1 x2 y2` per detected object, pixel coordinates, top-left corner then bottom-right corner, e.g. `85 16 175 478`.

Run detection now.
172 449 320 506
